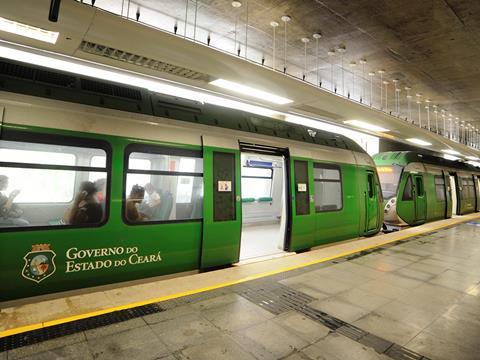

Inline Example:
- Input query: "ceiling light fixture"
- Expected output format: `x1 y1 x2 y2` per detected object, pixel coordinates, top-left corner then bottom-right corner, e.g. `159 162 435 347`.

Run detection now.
406 138 432 146
344 120 389 133
0 17 59 44
442 149 461 155
209 78 293 105
443 154 460 161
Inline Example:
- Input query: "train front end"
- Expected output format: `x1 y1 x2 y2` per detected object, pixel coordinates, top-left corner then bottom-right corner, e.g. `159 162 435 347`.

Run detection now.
376 164 407 228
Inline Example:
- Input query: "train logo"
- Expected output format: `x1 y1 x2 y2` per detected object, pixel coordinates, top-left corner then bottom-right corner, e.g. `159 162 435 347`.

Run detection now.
22 244 57 283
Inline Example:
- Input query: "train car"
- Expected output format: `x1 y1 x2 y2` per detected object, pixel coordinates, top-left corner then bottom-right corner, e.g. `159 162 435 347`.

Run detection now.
0 58 382 302
374 151 480 228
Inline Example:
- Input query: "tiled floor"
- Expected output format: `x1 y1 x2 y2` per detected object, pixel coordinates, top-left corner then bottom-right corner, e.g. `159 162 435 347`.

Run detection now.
3 220 480 359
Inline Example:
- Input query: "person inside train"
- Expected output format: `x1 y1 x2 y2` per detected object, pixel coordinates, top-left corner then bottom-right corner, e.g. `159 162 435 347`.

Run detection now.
94 178 107 211
139 182 161 219
0 175 29 226
65 181 103 225
126 184 148 222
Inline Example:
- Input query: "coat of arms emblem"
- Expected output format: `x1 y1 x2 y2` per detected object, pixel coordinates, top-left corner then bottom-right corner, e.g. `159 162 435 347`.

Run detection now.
22 244 56 283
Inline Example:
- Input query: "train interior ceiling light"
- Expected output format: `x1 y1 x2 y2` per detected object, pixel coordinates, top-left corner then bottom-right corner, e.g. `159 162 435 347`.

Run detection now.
209 79 293 105
343 120 390 133
0 17 59 44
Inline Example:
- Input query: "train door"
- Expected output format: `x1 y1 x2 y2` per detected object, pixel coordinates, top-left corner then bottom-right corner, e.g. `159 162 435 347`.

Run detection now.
365 171 379 232
413 174 426 223
238 144 290 261
476 176 480 212
443 171 452 218
473 175 480 212
449 173 458 215
200 137 242 269
289 158 315 251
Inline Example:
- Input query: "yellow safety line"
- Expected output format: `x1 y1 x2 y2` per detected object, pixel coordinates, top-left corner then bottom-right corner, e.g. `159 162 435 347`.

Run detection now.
1 214 478 339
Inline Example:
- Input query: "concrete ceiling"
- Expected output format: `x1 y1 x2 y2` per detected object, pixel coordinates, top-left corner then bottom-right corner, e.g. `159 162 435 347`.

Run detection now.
117 0 480 127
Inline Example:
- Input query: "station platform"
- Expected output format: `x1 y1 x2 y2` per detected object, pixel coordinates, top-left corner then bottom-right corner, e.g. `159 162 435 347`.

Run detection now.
1 213 480 360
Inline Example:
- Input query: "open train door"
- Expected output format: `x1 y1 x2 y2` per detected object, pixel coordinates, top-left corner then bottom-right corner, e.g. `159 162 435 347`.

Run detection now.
365 170 379 233
200 136 242 269
475 175 480 212
443 171 452 218
449 173 458 215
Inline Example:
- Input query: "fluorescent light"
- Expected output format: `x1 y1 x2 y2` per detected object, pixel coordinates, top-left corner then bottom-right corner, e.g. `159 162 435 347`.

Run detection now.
466 156 480 161
344 120 389 132
467 161 480 167
444 154 460 161
442 149 461 155
0 17 59 44
0 42 283 118
406 138 432 146
209 79 293 105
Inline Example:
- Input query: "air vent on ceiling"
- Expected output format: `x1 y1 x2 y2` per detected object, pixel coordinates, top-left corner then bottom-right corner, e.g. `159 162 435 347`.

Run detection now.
80 40 210 82
0 60 76 87
80 78 142 100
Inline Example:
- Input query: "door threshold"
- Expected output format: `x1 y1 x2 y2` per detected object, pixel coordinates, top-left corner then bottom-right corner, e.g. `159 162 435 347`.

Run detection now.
235 251 295 266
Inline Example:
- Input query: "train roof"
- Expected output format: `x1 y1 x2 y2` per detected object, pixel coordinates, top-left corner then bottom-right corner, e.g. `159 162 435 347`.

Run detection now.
373 151 480 173
0 58 365 155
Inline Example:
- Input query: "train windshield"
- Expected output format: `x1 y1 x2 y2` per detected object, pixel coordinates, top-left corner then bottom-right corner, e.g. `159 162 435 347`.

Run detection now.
376 165 403 200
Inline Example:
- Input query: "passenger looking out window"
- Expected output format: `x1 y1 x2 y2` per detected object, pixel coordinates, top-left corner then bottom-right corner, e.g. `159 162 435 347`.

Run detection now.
64 181 103 225
0 175 29 226
125 185 148 222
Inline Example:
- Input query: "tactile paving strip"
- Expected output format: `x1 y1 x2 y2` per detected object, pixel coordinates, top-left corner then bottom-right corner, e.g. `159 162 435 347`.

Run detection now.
236 281 431 360
0 303 163 352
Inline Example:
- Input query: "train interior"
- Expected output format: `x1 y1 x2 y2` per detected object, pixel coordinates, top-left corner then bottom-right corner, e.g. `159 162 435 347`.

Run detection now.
449 174 458 215
239 152 287 261
0 139 108 228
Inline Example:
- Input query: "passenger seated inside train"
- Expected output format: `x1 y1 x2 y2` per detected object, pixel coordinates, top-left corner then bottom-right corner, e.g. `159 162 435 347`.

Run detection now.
64 181 103 225
0 175 29 226
139 182 161 219
94 178 107 211
125 184 147 222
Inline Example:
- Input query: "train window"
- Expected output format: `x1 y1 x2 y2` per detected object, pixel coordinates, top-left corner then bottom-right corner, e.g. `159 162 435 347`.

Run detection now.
461 177 475 200
367 173 375 198
434 176 446 201
294 160 310 215
376 165 402 200
124 146 203 223
241 167 273 199
415 177 424 196
314 164 342 212
89 155 107 182
402 176 413 200
126 158 152 194
0 137 109 229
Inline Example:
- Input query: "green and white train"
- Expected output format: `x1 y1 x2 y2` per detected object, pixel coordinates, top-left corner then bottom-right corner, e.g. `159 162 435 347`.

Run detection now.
0 59 383 302
374 151 480 227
